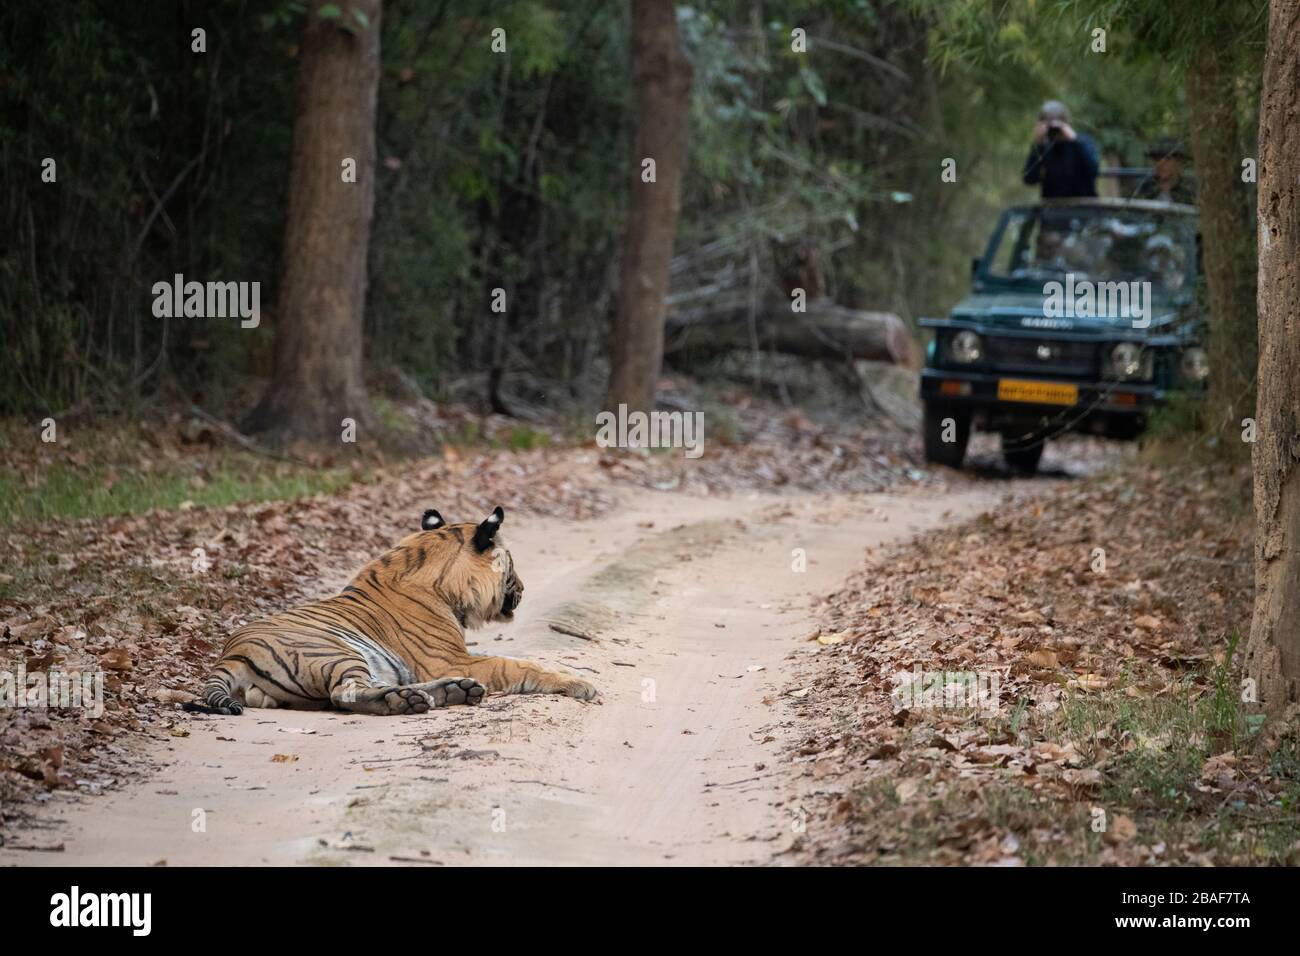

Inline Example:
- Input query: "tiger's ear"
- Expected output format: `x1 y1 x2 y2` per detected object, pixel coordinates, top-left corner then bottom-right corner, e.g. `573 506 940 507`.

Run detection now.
421 509 445 531
473 506 504 552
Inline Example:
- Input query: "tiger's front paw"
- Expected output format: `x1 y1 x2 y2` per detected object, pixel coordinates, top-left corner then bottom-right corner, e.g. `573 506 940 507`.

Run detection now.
563 678 598 701
418 677 487 708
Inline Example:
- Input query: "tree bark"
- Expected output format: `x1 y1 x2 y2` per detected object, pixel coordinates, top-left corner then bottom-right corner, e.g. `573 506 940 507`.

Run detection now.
607 0 692 415
245 0 381 442
1246 0 1300 715
1186 41 1258 444
665 294 920 368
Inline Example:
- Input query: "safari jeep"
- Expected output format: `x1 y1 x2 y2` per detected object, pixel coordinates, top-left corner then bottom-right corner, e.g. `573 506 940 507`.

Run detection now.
919 197 1207 472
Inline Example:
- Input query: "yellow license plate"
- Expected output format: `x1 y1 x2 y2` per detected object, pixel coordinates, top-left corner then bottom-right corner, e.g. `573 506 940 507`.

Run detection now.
997 379 1078 405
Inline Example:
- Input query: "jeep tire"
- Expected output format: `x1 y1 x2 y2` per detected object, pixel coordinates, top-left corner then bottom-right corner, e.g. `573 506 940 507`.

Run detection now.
923 402 971 469
1001 433 1045 473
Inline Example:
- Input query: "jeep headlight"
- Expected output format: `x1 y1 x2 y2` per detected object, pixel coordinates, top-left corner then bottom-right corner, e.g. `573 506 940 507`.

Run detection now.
1181 347 1209 382
1108 342 1151 381
950 330 983 364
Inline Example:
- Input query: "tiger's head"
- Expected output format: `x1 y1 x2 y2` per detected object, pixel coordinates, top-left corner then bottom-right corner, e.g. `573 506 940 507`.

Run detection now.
381 506 524 630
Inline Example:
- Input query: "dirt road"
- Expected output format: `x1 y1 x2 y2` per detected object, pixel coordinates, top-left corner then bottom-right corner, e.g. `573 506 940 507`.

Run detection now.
3 484 1004 866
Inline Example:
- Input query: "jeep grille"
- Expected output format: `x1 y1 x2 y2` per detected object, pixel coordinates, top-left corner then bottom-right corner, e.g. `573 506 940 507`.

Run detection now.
983 336 1098 376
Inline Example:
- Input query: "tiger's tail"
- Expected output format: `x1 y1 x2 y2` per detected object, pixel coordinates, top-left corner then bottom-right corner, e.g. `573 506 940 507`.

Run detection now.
182 671 245 715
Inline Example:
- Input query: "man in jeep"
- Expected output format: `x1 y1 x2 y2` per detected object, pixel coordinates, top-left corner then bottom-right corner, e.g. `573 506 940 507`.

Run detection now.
1022 100 1100 198
1133 138 1196 204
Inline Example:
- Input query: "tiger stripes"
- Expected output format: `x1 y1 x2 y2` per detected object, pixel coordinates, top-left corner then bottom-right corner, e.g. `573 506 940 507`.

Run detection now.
188 507 597 716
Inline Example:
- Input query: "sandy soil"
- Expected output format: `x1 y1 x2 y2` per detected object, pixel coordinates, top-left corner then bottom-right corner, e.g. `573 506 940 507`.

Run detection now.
1 484 1006 867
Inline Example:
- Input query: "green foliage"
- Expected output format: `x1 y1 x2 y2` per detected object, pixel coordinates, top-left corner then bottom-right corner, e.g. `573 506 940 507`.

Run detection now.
1141 388 1227 462
676 0 1018 328
0 0 298 414
0 0 1266 418
1060 0 1267 66
368 0 629 397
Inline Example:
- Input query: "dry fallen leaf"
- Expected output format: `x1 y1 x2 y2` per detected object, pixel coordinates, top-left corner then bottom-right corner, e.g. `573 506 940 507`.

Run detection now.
894 778 921 802
1076 673 1110 692
1061 768 1103 789
99 648 133 671
1027 649 1059 668
1104 814 1138 845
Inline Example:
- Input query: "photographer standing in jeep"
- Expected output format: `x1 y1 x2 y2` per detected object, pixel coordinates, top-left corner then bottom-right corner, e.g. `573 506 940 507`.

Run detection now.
1022 100 1100 198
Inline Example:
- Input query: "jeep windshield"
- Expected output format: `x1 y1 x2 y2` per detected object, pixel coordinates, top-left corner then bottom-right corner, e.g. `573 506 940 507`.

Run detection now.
985 204 1197 295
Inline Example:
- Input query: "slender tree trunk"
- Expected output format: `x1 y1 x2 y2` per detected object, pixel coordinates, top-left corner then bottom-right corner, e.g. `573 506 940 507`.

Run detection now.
607 0 692 415
1246 0 1300 715
1186 42 1258 445
245 0 381 442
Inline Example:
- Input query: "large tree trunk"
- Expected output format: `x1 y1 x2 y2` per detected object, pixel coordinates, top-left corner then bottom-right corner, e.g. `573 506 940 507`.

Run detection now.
1186 42 1258 444
245 0 381 442
1246 0 1300 715
607 0 692 415
665 294 920 367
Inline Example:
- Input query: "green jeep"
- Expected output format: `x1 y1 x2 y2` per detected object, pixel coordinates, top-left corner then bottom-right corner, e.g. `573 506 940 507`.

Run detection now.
919 197 1207 472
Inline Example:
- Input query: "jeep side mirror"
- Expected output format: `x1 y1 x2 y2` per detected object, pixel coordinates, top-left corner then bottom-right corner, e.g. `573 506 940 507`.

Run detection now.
971 257 981 279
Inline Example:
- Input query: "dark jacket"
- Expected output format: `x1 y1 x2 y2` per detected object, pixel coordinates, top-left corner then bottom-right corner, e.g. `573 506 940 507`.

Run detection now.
1023 133 1100 198
1133 173 1196 205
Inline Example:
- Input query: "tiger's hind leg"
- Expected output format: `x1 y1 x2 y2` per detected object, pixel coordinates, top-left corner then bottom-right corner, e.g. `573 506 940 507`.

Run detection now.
198 631 364 714
327 676 487 716
196 665 247 715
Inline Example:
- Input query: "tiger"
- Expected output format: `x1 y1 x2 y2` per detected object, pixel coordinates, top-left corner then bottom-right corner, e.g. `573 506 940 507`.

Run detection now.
187 506 597 716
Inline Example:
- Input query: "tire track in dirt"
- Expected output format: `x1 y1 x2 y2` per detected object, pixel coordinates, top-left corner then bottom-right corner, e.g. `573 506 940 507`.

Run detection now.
1 485 1007 867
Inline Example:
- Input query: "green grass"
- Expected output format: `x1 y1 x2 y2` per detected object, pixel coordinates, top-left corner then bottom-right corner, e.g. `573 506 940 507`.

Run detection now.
505 425 551 451
1042 637 1300 863
0 419 364 529
371 396 423 442
439 419 553 451
838 634 1300 865
0 458 357 528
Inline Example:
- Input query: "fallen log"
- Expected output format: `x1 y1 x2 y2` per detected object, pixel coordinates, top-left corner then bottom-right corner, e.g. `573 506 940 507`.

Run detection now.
664 293 920 368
